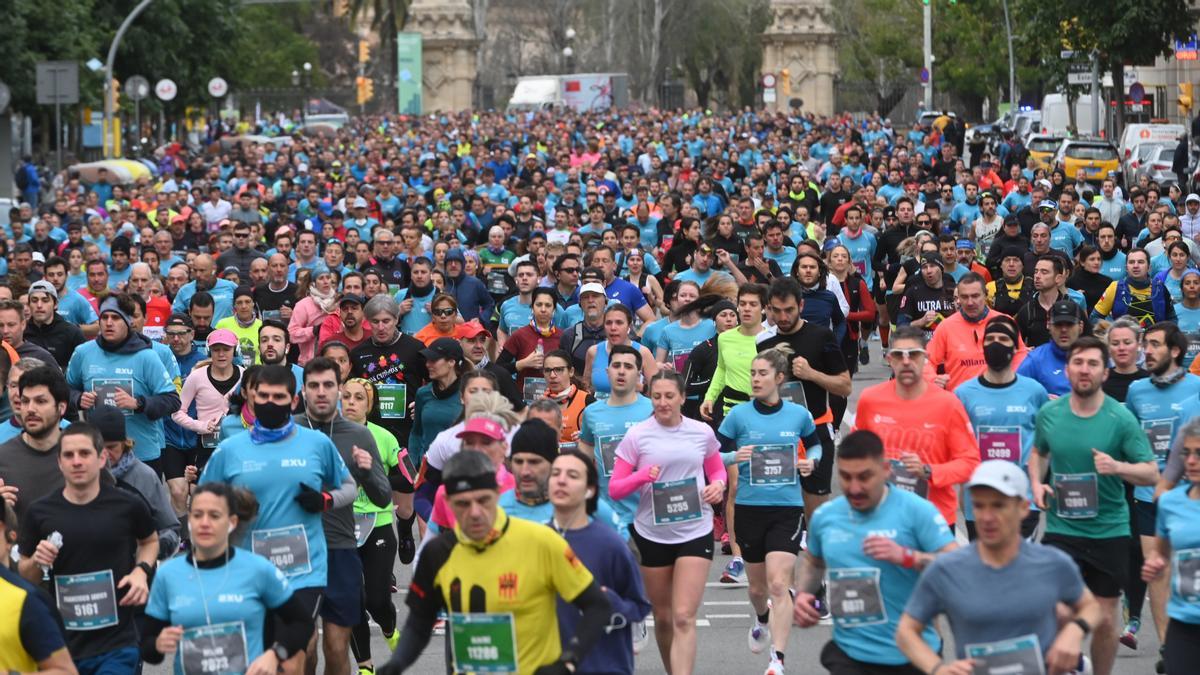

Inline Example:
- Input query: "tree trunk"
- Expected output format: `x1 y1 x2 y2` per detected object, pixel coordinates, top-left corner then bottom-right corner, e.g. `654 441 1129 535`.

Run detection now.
1111 56 1124 142
604 0 615 66
649 0 664 105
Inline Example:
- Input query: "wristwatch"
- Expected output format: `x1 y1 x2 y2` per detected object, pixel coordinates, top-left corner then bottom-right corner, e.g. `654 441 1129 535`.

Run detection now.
922 464 933 479
135 395 147 413
135 561 154 579
271 642 289 663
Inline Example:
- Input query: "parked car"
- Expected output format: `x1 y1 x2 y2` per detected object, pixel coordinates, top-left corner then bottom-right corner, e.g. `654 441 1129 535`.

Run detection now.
1053 138 1120 188
1026 135 1065 171
1131 143 1188 188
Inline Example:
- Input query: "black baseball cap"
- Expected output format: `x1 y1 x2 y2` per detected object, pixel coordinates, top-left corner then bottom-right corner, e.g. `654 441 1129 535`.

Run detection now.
1049 300 1083 324
420 337 463 363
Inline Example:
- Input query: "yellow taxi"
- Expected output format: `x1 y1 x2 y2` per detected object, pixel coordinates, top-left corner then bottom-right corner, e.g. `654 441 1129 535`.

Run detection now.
1053 139 1120 184
1026 135 1064 171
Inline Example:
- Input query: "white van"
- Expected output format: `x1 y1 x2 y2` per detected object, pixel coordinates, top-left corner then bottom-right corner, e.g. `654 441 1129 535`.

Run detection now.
1118 123 1186 161
1039 94 1104 137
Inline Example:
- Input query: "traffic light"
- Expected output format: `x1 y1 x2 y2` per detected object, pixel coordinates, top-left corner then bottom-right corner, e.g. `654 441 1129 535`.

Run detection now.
110 78 121 110
780 69 791 96
1180 82 1193 115
358 40 371 64
356 76 375 105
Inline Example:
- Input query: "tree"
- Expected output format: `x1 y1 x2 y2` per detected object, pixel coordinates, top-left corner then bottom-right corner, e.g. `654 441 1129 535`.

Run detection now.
676 0 771 109
1018 0 1193 135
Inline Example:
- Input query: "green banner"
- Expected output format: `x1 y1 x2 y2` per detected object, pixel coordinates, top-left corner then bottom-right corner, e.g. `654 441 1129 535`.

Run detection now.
396 32 422 114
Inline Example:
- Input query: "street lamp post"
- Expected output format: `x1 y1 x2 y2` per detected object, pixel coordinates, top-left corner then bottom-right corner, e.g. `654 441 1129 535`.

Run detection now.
562 27 576 74
103 0 155 158
292 63 311 128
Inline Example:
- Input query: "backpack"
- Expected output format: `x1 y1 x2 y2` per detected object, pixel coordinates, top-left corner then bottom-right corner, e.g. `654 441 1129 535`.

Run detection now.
15 165 29 191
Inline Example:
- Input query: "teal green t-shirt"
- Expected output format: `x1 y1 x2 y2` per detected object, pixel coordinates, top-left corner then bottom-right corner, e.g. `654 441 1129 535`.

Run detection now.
1033 394 1154 539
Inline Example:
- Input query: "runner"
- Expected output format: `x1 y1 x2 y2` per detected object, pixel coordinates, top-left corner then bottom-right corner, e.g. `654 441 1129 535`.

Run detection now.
339 377 408 671
199 364 356 673
718 349 825 675
853 325 980 528
1121 322 1199 655
294 357 393 675
0 365 69 522
756 277 849 522
1028 335 1160 675
578 343 654 538
897 460 1101 675
953 315 1048 540
65 294 180 475
549 449 651 674
1142 417 1200 674
141 483 314 674
701 283 769 421
377 449 612 675
792 429 956 674
540 349 592 446
1017 300 1086 397
0 500 75 673
926 272 1027 390
610 371 727 675
18 421 159 674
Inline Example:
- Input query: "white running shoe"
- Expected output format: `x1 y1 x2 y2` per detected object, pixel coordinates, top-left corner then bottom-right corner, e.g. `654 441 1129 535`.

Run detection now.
747 622 771 654
764 655 785 675
1071 655 1093 675
632 620 649 655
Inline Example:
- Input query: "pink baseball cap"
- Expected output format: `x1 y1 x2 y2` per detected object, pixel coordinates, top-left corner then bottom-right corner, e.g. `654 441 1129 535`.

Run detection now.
206 329 238 348
457 417 506 441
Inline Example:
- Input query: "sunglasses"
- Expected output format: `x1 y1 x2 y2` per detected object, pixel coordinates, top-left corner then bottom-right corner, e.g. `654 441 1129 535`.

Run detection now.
886 348 927 361
560 267 580 274
432 307 456 317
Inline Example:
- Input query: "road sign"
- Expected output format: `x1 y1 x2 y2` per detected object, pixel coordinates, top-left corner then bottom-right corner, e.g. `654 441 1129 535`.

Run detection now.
126 76 149 102
1068 72 1092 85
207 77 228 98
155 78 177 102
36 61 79 105
761 73 777 89
1129 81 1145 102
763 88 777 103
1060 50 1076 59
920 67 929 83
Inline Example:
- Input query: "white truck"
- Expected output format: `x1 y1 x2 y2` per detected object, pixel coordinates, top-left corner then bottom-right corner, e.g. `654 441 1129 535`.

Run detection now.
507 73 629 113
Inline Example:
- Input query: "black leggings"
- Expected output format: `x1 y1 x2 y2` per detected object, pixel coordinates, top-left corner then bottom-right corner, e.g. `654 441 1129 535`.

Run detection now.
1165 619 1200 674
350 523 399 665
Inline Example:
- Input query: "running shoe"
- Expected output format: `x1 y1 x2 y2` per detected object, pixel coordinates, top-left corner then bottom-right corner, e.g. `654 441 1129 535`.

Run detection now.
720 557 746 584
764 655 785 675
1118 616 1139 650
747 622 770 654
632 620 649 655
432 618 446 635
859 343 870 366
384 628 400 651
720 531 732 555
357 668 374 675
398 535 416 565
1071 655 1093 675
1156 645 1165 674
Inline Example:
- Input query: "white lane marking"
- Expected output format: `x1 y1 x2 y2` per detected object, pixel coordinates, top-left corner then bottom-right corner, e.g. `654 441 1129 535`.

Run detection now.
706 581 747 588
706 613 751 619
644 619 711 627
703 600 752 605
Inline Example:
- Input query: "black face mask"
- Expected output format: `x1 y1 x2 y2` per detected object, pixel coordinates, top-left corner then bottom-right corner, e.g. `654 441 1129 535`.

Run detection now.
983 341 1015 371
255 400 292 429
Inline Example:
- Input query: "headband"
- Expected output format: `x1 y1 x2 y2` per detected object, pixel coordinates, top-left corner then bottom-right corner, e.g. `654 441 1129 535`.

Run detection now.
444 472 498 496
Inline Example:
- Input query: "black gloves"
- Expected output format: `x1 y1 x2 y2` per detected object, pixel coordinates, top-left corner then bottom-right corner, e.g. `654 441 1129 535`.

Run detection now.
294 483 332 513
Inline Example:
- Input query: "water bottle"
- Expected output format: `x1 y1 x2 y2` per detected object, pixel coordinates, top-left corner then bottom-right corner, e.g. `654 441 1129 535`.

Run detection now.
536 338 544 356
42 531 63 580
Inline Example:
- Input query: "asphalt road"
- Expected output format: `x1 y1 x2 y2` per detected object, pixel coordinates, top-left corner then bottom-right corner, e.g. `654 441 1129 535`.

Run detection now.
148 341 1164 674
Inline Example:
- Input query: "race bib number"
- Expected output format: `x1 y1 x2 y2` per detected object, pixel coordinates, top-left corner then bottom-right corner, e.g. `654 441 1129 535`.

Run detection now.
965 634 1045 675
449 613 518 673
353 512 377 548
376 384 407 419
261 309 282 322
1175 548 1200 602
1053 473 1098 519
251 525 312 577
977 426 1021 463
558 442 579 453
826 568 886 627
180 621 249 675
522 377 547 404
55 570 119 631
1142 418 1175 463
670 350 690 373
779 380 808 408
651 479 703 524
486 270 509 295
852 260 867 276
93 378 134 416
890 459 929 498
595 434 623 477
749 445 797 486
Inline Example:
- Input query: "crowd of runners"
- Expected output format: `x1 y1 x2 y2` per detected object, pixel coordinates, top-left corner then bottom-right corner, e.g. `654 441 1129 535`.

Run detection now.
0 105 1198 675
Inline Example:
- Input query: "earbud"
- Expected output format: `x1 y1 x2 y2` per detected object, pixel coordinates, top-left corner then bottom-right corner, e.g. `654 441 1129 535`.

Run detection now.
228 524 236 535
586 490 594 499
